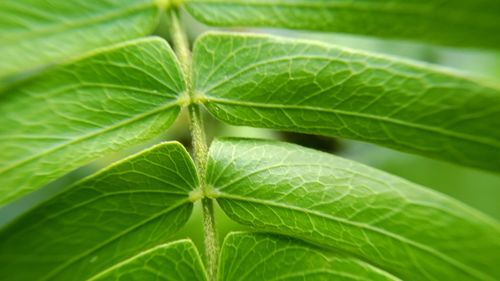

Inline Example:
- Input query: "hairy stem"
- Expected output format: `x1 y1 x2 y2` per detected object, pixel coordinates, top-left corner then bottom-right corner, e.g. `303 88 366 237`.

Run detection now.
170 11 219 281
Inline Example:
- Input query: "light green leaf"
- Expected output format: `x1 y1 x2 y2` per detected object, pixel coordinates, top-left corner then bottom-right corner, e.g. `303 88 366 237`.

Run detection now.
0 142 198 281
193 33 500 172
219 232 399 281
0 0 161 82
90 240 207 281
0 37 185 206
185 0 500 49
207 138 500 280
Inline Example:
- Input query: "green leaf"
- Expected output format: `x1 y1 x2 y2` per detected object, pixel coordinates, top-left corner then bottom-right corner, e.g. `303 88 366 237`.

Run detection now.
346 142 500 220
207 138 500 280
219 232 399 281
0 142 198 281
0 37 185 206
0 0 161 82
90 240 207 281
185 0 500 49
193 33 500 172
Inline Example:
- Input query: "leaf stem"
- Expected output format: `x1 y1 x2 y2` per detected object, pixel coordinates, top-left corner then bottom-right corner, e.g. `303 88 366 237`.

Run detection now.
170 11 219 281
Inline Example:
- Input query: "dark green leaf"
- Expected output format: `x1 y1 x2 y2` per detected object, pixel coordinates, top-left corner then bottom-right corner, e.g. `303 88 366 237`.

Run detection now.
207 138 500 280
0 142 198 281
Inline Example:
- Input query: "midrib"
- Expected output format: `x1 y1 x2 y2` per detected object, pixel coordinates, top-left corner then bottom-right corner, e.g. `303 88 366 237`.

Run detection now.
204 97 500 150
0 100 180 175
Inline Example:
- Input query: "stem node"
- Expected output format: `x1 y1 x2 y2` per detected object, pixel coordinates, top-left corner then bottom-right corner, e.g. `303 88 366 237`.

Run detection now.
170 11 219 281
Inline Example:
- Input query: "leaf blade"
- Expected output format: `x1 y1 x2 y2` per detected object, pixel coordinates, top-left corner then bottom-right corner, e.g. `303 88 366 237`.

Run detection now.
185 0 500 49
0 37 185 205
0 0 161 81
194 33 500 172
207 138 500 280
0 142 198 281
90 240 207 281
219 232 399 281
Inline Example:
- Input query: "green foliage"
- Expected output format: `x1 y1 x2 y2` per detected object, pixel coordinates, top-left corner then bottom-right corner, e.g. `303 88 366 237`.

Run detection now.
0 142 198 281
0 38 185 205
0 0 161 82
90 240 207 281
219 232 399 280
185 0 500 49
1 1 499 281
194 33 500 172
207 138 500 280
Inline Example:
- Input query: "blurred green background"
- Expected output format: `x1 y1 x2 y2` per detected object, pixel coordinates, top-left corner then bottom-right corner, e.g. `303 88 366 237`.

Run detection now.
2 9 499 256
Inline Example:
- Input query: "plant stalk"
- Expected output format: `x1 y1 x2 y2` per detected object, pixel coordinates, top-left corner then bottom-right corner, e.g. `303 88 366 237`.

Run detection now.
170 11 219 281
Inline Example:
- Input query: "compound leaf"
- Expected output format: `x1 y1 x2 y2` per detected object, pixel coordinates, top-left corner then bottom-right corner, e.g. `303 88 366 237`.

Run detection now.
185 0 500 49
0 0 161 82
207 138 500 280
90 240 207 281
0 142 198 281
0 37 185 206
194 33 500 172
219 232 399 281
